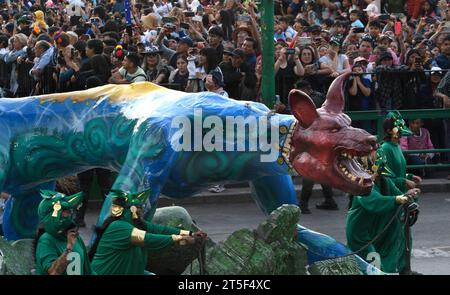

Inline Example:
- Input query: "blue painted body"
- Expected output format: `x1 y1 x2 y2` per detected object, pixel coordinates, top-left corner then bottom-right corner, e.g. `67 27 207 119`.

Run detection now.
0 83 380 274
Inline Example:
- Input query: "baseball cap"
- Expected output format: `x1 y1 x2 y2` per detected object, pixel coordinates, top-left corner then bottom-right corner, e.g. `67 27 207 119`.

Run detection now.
231 48 245 59
378 34 393 42
17 15 32 25
210 70 225 87
431 66 443 75
330 35 343 47
353 56 369 64
143 45 162 54
179 36 194 47
223 44 235 55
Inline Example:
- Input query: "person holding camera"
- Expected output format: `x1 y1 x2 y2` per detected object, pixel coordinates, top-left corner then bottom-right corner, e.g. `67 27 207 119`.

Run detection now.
53 32 81 91
54 32 80 73
156 26 194 68
220 48 256 100
295 46 332 94
320 35 350 78
35 191 92 275
274 43 300 113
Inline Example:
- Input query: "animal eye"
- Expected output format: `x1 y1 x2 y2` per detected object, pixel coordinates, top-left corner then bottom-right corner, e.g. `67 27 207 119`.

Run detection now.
331 128 340 133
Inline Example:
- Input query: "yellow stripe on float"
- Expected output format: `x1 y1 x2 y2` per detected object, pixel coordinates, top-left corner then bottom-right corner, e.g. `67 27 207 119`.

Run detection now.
36 82 170 103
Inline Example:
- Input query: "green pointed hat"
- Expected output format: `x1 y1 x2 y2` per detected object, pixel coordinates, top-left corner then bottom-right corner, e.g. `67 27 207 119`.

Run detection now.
109 189 151 207
109 189 151 220
371 148 396 178
386 111 413 137
37 190 84 236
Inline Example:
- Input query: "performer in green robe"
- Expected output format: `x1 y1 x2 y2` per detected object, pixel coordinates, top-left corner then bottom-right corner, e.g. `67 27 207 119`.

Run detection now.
35 190 93 275
90 189 205 275
346 148 420 274
380 111 422 192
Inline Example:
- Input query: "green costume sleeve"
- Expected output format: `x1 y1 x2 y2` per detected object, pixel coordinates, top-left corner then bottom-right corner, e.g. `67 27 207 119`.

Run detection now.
392 177 407 193
143 232 176 251
35 235 60 275
381 142 408 192
385 178 404 196
356 189 397 214
144 221 181 235
130 226 176 250
78 237 93 275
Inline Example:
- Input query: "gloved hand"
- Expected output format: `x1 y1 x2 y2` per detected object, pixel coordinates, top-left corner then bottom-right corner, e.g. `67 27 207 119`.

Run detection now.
396 195 409 205
406 188 421 197
193 231 207 239
179 235 196 246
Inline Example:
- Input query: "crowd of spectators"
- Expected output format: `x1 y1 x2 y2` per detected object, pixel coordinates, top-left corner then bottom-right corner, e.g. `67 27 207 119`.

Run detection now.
0 0 450 171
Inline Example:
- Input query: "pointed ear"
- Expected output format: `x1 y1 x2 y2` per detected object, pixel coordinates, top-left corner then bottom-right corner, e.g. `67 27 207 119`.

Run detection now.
288 89 319 128
66 192 84 208
40 189 57 199
135 188 151 204
322 72 349 114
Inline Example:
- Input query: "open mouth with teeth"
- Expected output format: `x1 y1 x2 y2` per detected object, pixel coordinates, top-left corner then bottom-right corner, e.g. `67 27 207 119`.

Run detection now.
336 150 373 190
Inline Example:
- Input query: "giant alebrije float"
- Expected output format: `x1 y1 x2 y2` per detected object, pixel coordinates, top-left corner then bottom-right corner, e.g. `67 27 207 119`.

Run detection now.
0 72 381 274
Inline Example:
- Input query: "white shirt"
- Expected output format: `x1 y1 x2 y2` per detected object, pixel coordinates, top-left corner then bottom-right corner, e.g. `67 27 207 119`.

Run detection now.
154 2 173 17
319 54 349 72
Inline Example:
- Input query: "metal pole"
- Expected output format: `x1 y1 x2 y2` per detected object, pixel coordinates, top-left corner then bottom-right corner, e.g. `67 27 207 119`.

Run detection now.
403 205 412 275
259 1 275 108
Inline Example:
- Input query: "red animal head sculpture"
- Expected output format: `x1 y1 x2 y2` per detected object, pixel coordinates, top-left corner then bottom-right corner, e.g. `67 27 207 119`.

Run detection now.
288 73 378 195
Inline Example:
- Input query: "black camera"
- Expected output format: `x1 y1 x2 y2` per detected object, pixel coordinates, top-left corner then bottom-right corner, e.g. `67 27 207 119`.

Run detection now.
57 51 66 65
126 24 133 37
377 14 391 21
180 22 190 30
285 48 296 55
71 47 78 59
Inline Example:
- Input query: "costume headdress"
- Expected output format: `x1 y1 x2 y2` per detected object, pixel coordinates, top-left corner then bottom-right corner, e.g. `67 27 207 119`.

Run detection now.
386 111 412 138
109 189 151 220
38 190 84 236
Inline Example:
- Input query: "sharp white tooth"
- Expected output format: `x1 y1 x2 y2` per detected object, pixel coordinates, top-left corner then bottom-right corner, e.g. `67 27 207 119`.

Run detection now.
358 177 364 185
342 152 347 157
351 175 357 181
341 167 346 172
344 170 349 175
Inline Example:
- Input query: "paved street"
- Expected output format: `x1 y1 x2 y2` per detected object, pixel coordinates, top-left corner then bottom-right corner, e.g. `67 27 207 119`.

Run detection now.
81 191 450 275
